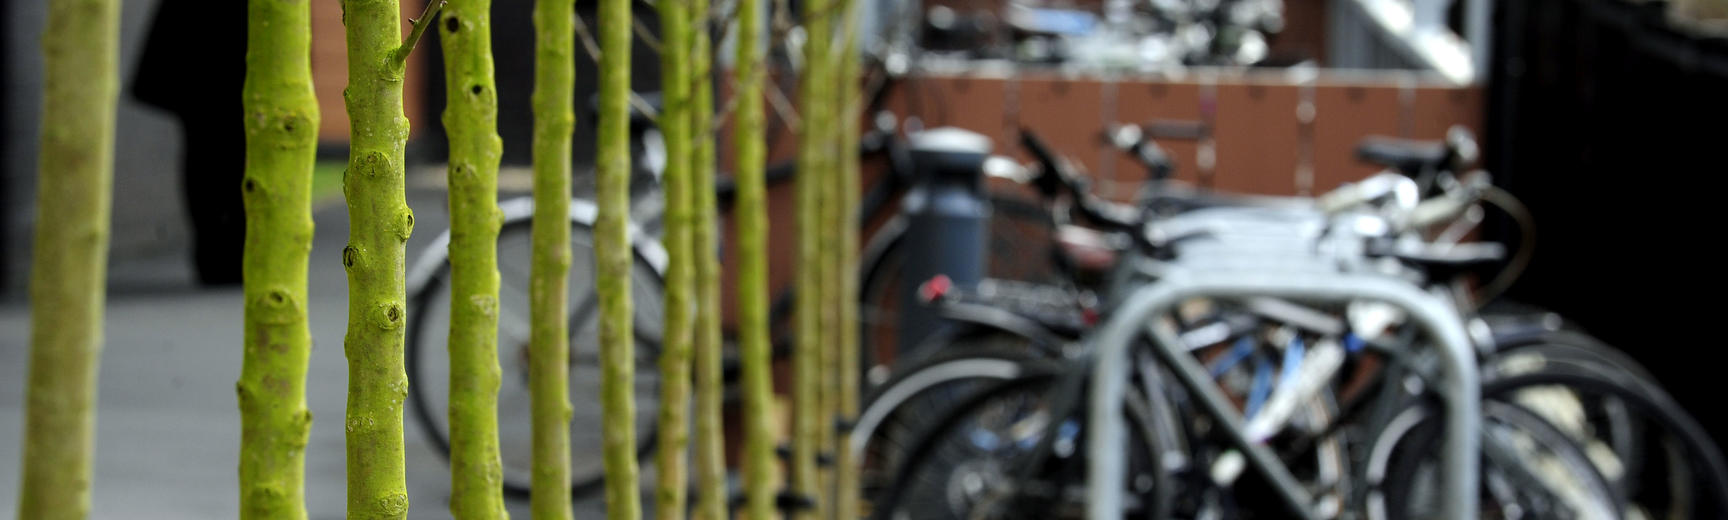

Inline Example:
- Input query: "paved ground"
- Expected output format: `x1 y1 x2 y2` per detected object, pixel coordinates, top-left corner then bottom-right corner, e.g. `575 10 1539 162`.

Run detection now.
0 172 649 518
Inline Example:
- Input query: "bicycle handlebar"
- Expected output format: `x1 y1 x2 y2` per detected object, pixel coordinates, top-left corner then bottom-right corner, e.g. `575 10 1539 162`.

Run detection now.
1105 124 1176 181
1017 128 1071 198
1018 129 1141 232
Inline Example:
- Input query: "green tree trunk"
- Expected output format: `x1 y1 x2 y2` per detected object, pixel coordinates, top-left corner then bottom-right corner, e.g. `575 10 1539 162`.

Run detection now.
530 0 576 515
818 1 854 508
831 0 864 514
238 0 319 516
339 1 441 518
731 0 778 514
16 0 120 517
655 0 696 515
438 0 508 517
815 96 839 520
597 0 644 513
688 5 728 519
793 0 832 514
816 15 846 514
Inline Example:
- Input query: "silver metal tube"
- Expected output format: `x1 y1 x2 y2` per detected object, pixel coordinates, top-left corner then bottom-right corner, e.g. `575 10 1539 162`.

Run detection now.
1466 0 1493 83
1086 271 1480 520
1414 0 1448 32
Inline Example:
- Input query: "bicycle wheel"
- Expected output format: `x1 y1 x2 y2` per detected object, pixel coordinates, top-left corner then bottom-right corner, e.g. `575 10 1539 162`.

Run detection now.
856 192 1060 386
853 332 1047 502
870 369 1174 520
1479 345 1728 519
1485 338 1654 498
407 216 667 497
1365 398 1623 520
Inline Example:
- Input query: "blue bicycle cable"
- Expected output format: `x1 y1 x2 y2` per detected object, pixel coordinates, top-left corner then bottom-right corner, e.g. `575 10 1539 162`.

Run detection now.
1209 336 1256 378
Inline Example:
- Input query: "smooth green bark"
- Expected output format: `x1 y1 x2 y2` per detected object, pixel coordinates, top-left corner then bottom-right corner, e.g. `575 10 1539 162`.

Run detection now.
530 0 575 515
793 0 833 514
815 27 843 518
597 0 644 514
814 107 839 520
340 1 440 518
438 0 508 517
832 0 864 514
239 0 318 516
731 0 777 513
817 0 856 508
655 0 696 516
688 6 728 519
17 0 120 517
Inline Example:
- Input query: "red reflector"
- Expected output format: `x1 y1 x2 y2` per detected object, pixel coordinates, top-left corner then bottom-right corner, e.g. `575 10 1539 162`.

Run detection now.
918 274 953 303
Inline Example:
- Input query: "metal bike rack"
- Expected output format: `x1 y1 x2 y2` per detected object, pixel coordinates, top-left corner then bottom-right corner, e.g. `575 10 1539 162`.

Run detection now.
1085 266 1481 520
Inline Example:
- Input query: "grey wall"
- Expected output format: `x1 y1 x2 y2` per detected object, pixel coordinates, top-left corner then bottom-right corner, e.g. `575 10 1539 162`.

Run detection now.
3 0 193 300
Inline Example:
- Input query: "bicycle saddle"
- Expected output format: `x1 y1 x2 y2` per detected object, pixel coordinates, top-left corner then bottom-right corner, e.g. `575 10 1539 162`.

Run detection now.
1355 136 1449 177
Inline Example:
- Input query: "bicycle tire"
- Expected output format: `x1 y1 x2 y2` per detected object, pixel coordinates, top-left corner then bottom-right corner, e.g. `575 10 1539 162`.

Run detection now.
1481 352 1728 518
1485 338 1655 497
851 331 1048 499
1487 328 1657 385
1366 398 1623 520
406 216 667 498
869 366 1174 520
1364 340 1728 520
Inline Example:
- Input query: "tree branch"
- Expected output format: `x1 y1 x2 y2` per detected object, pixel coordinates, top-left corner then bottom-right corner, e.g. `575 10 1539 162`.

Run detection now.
392 0 447 67
629 93 662 123
709 90 739 137
765 78 800 131
572 10 659 123
574 12 605 65
634 17 663 54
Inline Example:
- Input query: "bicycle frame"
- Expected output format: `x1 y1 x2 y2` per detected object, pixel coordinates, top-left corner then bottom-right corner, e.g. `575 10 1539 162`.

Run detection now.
1085 265 1481 520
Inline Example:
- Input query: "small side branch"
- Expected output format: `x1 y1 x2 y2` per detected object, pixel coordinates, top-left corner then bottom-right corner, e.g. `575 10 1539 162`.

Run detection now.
573 12 660 123
765 79 800 131
706 66 776 139
629 94 662 123
392 0 447 67
634 17 663 54
574 12 605 65
709 91 740 137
